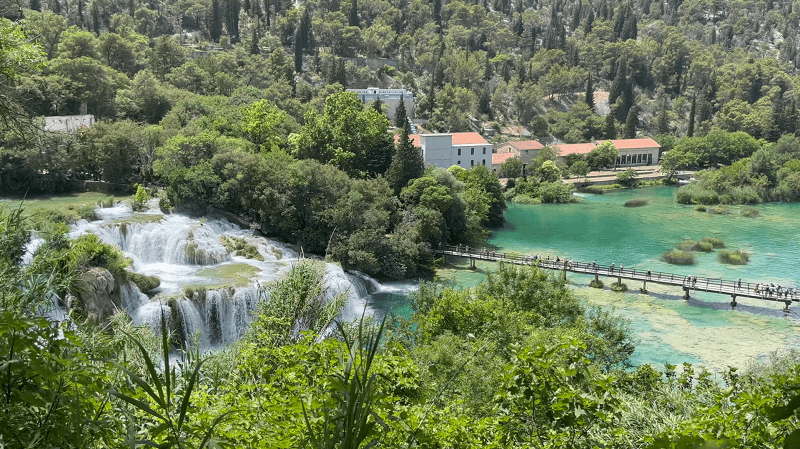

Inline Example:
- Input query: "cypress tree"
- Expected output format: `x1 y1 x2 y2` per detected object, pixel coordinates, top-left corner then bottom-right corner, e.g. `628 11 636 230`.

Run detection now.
585 72 594 110
210 0 223 42
625 107 638 139
366 127 394 177
395 100 407 128
294 28 303 72
687 94 696 137
349 0 359 27
604 113 617 139
387 123 424 194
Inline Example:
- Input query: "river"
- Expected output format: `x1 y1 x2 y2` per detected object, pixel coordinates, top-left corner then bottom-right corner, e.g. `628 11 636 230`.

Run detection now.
376 186 800 371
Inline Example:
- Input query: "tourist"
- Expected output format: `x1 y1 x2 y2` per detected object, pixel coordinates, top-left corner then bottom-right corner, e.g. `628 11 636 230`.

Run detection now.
620 264 624 273
738 279 742 289
610 263 615 272
647 269 652 278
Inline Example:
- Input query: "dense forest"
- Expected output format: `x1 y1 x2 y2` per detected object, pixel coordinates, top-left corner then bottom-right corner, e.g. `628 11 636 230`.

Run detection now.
4 0 800 447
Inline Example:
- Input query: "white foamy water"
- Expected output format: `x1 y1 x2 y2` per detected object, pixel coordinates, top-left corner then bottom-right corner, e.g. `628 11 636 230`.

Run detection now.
70 203 393 349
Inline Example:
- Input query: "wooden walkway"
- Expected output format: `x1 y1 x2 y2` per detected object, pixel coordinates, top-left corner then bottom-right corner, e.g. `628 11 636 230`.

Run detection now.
434 245 799 311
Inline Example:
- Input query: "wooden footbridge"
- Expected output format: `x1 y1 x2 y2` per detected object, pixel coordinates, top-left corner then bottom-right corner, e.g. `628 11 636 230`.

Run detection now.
434 245 799 311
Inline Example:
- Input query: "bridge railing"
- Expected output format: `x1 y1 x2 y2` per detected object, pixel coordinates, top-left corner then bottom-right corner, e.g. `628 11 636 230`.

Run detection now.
435 245 798 301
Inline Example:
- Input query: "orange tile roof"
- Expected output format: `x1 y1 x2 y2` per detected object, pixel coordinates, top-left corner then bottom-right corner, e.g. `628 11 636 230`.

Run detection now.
554 143 598 155
394 133 422 147
451 132 488 145
597 138 660 149
492 152 518 165
507 140 544 151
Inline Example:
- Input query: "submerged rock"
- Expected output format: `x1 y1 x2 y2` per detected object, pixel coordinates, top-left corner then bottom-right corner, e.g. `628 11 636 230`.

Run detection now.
72 267 121 323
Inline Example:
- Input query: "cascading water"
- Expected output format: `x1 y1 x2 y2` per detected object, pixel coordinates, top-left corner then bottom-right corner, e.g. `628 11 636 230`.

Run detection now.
69 205 400 350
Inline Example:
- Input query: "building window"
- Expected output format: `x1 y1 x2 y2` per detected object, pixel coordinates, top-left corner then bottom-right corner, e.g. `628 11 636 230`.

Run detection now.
482 159 486 165
457 161 460 165
471 148 474 155
471 160 474 167
483 148 486 154
648 153 653 164
458 148 461 156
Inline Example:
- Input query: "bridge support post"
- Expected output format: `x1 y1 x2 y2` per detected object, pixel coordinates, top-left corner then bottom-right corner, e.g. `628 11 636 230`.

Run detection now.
563 270 567 281
470 258 475 269
641 280 647 293
683 287 690 300
594 273 599 282
730 295 737 308
785 301 791 313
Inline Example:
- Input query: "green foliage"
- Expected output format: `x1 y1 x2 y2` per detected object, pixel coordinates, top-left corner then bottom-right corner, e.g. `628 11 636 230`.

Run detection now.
132 183 149 211
586 141 619 170
675 183 720 205
589 278 604 288
109 315 235 448
498 156 524 178
247 260 345 347
71 233 130 276
219 235 264 261
77 203 99 220
694 205 706 212
700 237 726 248
127 271 161 292
718 249 750 265
616 168 639 187
660 249 697 265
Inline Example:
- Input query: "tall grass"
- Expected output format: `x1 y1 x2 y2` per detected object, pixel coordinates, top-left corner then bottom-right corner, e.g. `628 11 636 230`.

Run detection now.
718 250 750 265
675 184 720 205
700 237 725 248
661 249 696 265
741 207 759 218
675 240 696 251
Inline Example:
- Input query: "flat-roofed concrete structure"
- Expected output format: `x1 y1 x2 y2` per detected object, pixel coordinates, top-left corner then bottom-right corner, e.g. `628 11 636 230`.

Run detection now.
44 114 96 132
347 88 415 123
401 132 493 169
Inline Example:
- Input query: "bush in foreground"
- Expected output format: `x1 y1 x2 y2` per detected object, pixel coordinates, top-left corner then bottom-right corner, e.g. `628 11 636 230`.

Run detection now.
661 249 696 265
718 250 750 265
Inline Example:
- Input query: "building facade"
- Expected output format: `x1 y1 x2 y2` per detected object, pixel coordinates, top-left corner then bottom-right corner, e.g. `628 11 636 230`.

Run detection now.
44 114 96 132
347 88 415 123
408 132 493 169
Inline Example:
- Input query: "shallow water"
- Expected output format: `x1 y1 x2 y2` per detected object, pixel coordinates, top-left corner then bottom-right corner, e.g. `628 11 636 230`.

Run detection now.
414 187 800 371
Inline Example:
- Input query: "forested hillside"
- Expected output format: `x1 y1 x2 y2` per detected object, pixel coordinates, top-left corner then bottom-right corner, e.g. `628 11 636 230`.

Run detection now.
6 0 800 141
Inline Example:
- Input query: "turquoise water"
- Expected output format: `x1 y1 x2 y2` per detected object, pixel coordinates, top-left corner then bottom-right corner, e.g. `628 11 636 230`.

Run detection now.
426 186 800 371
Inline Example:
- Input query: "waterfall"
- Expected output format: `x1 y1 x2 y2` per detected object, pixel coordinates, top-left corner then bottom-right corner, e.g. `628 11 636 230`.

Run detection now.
70 208 400 350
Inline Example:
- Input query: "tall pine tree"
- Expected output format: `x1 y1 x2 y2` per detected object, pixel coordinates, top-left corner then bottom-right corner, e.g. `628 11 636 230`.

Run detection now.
387 123 424 194
395 100 407 128
585 72 594 110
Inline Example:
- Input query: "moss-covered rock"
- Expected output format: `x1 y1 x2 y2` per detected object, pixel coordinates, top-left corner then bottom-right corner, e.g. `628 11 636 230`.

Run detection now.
127 271 161 293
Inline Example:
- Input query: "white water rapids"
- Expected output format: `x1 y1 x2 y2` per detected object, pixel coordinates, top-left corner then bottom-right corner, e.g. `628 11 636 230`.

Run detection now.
68 201 416 350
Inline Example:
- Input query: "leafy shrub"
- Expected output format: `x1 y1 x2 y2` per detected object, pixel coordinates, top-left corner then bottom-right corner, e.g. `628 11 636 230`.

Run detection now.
157 190 172 212
718 250 750 265
579 185 605 194
675 184 719 205
77 204 98 221
610 281 628 292
675 240 697 251
624 198 648 207
661 249 696 265
71 234 130 275
589 279 604 288
741 207 759 218
700 237 725 248
707 206 728 214
694 205 707 212
132 184 149 212
512 194 541 204
183 285 207 300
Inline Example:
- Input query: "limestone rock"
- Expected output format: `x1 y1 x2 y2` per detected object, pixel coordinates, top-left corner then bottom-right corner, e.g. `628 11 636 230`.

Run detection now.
73 267 121 323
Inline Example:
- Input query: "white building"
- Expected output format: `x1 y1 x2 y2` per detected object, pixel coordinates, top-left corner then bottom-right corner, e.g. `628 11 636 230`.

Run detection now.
406 132 493 169
347 88 415 123
44 114 96 133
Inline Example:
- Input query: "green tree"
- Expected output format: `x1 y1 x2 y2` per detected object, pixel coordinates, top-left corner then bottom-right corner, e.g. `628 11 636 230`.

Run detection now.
537 160 561 182
150 35 187 78
239 99 293 152
386 123 424 194
498 156 524 178
586 141 619 170
395 98 407 128
569 159 590 178
616 167 639 187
